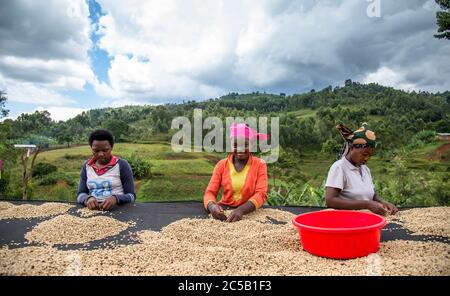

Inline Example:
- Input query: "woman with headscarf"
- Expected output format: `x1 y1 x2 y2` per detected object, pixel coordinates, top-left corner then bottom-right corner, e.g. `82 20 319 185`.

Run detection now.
204 123 269 222
325 123 398 216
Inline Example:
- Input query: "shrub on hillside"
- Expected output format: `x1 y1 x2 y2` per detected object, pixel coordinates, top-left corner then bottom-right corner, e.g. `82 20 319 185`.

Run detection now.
39 172 76 186
127 155 152 179
32 162 57 178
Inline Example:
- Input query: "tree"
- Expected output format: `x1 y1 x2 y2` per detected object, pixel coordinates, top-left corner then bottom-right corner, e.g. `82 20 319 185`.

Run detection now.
149 106 170 133
14 110 53 136
103 118 129 141
0 90 8 119
0 119 13 141
52 123 74 147
0 142 21 198
435 0 450 40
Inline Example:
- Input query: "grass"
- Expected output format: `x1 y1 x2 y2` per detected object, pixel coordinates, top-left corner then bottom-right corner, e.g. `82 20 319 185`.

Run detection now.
287 108 317 119
138 175 211 201
15 143 219 202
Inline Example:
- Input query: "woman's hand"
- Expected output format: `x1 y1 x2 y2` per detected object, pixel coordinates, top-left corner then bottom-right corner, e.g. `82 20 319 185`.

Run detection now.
87 197 100 210
100 196 117 211
367 200 388 216
208 203 227 221
226 208 244 222
381 200 398 215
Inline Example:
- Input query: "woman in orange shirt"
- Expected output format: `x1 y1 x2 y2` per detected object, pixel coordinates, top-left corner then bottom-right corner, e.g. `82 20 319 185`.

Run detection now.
204 123 269 222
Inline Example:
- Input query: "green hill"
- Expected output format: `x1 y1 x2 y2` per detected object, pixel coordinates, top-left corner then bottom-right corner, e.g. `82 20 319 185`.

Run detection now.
1 80 449 206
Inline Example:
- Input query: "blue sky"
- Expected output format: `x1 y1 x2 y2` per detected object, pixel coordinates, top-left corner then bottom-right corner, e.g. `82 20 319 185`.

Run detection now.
1 0 449 121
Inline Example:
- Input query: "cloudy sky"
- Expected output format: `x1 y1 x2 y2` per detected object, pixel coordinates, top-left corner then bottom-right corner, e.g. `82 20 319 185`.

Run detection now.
1 0 449 121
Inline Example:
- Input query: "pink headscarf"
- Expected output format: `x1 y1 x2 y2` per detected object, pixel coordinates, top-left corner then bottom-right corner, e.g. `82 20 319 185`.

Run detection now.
230 123 269 141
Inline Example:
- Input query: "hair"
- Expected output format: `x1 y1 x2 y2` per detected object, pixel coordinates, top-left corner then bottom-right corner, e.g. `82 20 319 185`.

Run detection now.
337 142 350 160
88 129 114 147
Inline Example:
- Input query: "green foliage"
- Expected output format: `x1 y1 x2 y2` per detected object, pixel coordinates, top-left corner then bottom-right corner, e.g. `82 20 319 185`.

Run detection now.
435 0 450 40
0 142 21 198
0 90 8 118
17 134 57 148
321 139 341 156
63 153 87 160
137 175 208 201
406 130 436 150
38 172 77 186
267 180 326 206
5 81 449 156
412 130 437 144
32 162 58 178
13 110 53 137
103 118 129 142
374 158 450 206
0 119 13 140
0 179 8 197
46 185 75 201
127 155 153 179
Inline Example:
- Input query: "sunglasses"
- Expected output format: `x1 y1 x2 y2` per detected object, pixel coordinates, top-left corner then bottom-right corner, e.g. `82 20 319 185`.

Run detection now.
353 143 376 149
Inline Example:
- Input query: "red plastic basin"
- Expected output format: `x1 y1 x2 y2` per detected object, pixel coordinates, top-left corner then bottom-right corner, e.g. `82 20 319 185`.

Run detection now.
292 210 386 259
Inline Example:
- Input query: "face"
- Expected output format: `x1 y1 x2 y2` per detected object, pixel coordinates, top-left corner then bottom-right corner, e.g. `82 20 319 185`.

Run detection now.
91 140 113 165
350 145 373 166
232 137 250 161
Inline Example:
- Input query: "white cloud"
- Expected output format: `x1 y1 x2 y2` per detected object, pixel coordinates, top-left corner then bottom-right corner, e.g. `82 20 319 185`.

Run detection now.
3 78 75 106
2 0 449 113
0 55 94 90
3 106 87 122
0 0 95 106
362 66 418 91
35 106 87 122
92 0 450 102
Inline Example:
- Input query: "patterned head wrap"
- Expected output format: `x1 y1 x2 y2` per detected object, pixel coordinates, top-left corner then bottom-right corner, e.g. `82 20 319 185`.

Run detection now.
336 123 377 159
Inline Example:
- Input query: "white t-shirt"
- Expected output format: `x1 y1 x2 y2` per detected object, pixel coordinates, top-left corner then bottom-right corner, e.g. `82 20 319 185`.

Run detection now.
325 157 375 201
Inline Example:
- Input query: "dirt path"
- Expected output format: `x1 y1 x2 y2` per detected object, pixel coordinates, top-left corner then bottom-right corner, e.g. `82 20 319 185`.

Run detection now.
430 143 450 161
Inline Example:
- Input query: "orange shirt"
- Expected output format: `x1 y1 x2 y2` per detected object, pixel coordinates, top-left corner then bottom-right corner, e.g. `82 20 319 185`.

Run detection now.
203 154 268 209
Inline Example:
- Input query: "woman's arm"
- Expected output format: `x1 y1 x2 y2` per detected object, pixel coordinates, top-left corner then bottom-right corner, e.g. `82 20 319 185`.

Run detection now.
226 201 255 222
115 159 136 204
325 187 387 215
373 191 398 214
204 161 224 210
77 163 90 206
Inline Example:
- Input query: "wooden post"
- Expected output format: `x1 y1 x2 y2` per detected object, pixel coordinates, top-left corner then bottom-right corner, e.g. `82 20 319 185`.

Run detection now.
20 151 28 200
20 146 41 200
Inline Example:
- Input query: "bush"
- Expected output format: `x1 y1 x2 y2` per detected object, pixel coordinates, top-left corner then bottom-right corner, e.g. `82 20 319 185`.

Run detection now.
321 139 342 156
63 154 88 160
127 155 152 179
412 130 436 144
374 159 450 206
32 162 57 178
0 179 8 196
406 130 436 150
46 182 76 201
39 172 76 186
267 180 326 206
